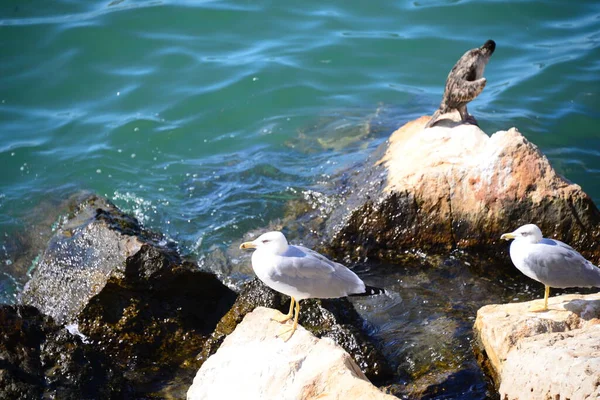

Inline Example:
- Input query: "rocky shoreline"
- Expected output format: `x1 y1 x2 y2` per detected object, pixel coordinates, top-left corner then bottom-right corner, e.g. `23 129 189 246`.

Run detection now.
1 193 392 399
2 116 599 399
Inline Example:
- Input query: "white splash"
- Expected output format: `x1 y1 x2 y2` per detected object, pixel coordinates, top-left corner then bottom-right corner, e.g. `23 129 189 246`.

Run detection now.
65 323 90 344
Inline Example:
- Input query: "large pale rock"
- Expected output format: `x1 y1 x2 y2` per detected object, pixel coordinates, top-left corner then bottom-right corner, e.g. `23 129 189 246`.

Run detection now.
198 278 392 383
188 307 395 400
474 293 600 399
325 115 600 262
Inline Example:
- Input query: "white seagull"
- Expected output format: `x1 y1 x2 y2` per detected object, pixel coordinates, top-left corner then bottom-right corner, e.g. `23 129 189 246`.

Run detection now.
501 224 600 311
240 231 382 341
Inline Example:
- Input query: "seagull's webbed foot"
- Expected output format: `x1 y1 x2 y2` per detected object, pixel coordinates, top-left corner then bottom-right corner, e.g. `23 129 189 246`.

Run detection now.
275 298 300 342
527 302 549 313
276 325 297 342
271 312 293 323
528 286 550 312
271 297 295 323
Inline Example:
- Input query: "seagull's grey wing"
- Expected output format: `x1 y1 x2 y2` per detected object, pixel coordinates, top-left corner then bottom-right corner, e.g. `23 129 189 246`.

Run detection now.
274 246 335 278
271 245 365 298
523 240 600 288
543 238 576 252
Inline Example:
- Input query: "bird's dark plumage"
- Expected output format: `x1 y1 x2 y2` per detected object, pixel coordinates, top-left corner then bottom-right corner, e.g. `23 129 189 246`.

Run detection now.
425 40 496 128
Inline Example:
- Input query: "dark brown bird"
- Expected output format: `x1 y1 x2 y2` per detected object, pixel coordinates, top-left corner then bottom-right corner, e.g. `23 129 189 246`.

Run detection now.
425 40 496 128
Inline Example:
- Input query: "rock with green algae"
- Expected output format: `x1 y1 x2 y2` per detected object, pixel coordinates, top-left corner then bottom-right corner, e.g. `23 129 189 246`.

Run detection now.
324 115 600 264
18 194 237 398
0 304 124 399
197 278 392 385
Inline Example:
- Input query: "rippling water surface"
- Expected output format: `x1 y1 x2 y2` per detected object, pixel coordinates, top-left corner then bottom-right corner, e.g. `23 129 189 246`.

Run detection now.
1 0 599 397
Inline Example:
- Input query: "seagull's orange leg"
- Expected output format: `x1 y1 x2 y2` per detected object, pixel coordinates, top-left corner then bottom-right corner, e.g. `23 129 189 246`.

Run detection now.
277 299 300 342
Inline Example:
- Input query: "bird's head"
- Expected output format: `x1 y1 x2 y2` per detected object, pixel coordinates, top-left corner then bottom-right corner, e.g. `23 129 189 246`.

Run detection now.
500 224 543 244
240 231 289 255
480 39 496 57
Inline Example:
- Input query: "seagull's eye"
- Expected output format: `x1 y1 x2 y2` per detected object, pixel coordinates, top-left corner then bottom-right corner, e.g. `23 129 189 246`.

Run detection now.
262 239 270 244
521 232 529 236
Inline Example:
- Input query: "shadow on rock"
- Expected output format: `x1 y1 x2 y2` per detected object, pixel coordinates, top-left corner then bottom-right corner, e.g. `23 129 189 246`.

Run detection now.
563 298 600 319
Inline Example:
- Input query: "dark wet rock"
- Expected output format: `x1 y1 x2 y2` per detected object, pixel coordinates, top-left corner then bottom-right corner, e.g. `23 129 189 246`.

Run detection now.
382 368 495 400
18 194 236 397
77 245 236 396
0 191 102 304
324 116 600 264
198 278 393 384
0 304 123 400
20 195 147 324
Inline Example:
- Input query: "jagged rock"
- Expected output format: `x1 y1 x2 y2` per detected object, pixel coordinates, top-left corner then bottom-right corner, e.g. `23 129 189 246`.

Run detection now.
0 192 87 304
474 293 600 399
77 244 236 396
0 304 123 399
18 194 237 397
198 278 392 384
188 307 397 400
20 195 148 324
325 115 600 263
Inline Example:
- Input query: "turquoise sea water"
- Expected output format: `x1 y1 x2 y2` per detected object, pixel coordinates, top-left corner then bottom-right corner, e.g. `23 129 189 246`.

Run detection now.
1 0 599 396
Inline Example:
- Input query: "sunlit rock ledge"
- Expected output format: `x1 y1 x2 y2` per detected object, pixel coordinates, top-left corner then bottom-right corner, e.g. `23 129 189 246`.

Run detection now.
188 307 397 400
474 293 600 399
325 113 600 262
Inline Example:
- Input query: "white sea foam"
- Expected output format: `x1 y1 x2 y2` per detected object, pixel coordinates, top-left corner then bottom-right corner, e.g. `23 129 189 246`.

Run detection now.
65 323 90 344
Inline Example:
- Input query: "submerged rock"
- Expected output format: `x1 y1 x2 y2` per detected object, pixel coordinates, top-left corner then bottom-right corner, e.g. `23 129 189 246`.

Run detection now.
0 304 123 399
18 194 236 397
188 307 397 400
474 293 600 399
198 278 392 384
325 115 600 263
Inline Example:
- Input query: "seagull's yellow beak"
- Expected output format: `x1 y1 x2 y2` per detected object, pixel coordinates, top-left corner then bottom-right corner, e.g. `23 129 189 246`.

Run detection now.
240 241 256 250
500 232 516 240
